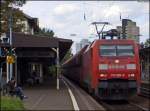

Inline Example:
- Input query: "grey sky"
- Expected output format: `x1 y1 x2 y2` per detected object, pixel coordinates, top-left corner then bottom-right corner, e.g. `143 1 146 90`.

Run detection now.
20 1 149 53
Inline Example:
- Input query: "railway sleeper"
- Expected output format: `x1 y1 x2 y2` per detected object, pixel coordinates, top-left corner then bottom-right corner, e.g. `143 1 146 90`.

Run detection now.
97 88 137 100
140 87 150 98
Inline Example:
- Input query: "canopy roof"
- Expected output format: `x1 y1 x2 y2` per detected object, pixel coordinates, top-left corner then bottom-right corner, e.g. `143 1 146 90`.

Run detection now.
0 32 73 60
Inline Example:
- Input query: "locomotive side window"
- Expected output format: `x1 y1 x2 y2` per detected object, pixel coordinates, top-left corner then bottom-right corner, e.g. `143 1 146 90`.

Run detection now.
100 45 116 56
117 45 134 56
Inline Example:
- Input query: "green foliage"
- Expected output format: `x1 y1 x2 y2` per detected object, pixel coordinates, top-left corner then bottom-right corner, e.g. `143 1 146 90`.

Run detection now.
1 96 25 110
144 38 150 47
0 0 26 35
35 27 54 37
48 65 56 77
1 0 26 7
61 49 73 64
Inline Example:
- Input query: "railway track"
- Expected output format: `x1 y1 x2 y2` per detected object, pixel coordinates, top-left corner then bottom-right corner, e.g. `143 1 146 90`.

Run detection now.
98 100 148 111
140 87 150 98
88 88 149 111
64 77 149 111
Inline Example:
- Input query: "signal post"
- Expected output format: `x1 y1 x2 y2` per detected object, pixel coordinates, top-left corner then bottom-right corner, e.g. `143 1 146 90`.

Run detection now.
6 54 15 82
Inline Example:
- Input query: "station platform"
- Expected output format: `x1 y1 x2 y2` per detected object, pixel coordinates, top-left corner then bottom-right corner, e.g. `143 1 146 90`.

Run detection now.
23 77 73 110
23 77 105 110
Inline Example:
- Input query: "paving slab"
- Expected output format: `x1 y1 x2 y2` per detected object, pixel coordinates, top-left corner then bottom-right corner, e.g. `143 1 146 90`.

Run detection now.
23 78 73 110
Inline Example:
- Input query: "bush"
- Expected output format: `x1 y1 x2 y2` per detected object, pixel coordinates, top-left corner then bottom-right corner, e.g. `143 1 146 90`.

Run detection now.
1 96 25 110
48 65 57 77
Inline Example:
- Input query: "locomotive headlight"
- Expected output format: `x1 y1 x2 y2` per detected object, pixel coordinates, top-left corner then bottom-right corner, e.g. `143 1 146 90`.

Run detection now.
130 73 135 77
126 64 136 69
100 74 105 77
100 74 107 77
99 64 108 70
128 73 135 78
115 59 119 63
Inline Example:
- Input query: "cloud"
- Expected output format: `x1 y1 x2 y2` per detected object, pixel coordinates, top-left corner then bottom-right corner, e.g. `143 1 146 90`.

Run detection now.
20 1 149 51
88 25 96 34
54 4 79 15
39 17 67 31
104 5 120 18
140 22 149 42
140 2 149 13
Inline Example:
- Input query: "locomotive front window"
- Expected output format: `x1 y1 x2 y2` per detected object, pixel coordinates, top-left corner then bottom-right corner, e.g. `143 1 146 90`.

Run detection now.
100 45 134 56
117 45 134 56
100 45 116 56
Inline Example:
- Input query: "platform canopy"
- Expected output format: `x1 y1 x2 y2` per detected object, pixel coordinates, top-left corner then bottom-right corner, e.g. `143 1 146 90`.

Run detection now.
0 32 73 60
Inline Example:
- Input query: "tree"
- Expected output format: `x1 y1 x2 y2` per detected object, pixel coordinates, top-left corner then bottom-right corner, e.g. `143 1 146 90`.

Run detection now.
144 38 150 47
0 0 26 35
144 38 150 48
35 27 55 37
141 38 150 48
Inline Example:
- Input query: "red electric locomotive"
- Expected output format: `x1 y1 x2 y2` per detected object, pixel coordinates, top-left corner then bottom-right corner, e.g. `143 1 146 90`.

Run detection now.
62 28 140 100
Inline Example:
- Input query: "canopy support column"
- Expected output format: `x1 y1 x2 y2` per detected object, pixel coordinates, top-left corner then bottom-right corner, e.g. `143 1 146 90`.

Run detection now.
56 48 60 90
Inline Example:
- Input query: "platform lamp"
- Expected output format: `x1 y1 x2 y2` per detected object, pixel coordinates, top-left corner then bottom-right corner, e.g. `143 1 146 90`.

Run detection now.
8 3 13 82
7 1 24 82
